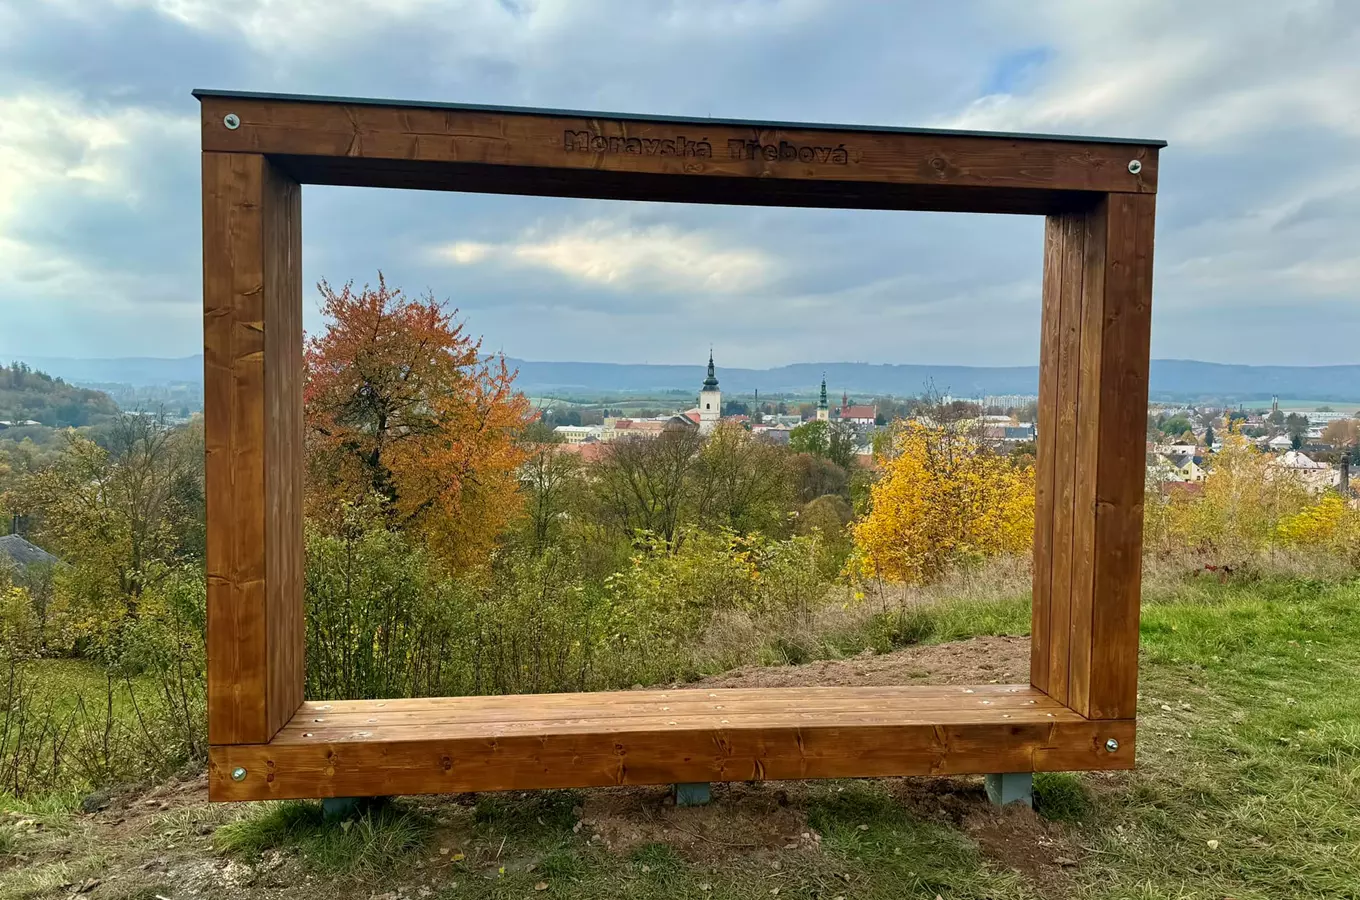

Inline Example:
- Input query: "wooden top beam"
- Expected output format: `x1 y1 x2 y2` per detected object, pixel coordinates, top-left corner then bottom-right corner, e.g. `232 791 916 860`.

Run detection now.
194 89 1163 215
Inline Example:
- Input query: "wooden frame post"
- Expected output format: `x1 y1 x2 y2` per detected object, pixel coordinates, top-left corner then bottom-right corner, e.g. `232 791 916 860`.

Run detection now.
1031 195 1155 721
203 151 305 746
195 89 1161 801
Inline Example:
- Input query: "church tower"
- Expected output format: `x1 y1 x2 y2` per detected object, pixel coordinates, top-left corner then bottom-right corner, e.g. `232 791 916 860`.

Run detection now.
699 350 721 435
816 375 829 422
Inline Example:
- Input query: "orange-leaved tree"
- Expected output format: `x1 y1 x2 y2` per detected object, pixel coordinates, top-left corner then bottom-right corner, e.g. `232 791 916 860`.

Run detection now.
852 421 1034 584
304 274 530 569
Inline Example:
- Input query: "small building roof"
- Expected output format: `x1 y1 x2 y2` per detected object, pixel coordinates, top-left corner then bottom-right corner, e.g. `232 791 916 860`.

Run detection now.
839 405 877 420
1273 450 1327 470
555 442 607 462
0 534 60 568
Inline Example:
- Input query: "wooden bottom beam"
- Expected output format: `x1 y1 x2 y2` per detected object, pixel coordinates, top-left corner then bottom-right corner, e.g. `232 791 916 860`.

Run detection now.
208 685 1133 801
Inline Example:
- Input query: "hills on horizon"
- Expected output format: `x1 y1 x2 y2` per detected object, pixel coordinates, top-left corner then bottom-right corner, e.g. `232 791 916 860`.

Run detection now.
9 354 1360 406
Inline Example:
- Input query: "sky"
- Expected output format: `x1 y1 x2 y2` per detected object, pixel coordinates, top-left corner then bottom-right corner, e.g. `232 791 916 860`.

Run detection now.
1 1 1357 369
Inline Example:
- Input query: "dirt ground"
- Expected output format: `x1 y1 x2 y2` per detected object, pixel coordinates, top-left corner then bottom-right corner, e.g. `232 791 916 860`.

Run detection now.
690 634 1031 689
6 636 1086 899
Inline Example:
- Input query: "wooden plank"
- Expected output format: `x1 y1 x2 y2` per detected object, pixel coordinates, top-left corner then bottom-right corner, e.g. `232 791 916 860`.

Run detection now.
289 710 1084 744
203 152 304 745
285 686 1063 732
294 683 1048 717
1086 193 1155 720
1030 217 1064 694
204 152 265 746
209 710 1134 801
1066 202 1109 716
262 158 305 739
196 95 1158 213
1044 212 1086 705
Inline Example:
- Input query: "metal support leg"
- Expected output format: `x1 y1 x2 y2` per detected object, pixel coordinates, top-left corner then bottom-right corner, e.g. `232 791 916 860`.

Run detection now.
984 773 1033 808
673 783 711 807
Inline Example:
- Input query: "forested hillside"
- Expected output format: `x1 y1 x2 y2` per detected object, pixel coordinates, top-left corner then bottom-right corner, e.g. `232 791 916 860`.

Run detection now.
0 362 120 427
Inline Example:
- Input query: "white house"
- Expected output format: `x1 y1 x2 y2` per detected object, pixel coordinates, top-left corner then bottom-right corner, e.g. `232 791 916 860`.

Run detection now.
552 425 599 444
1271 450 1336 491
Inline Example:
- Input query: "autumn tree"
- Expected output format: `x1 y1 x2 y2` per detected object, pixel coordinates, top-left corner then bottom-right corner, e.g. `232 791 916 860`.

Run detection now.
1322 418 1358 450
18 413 203 623
1144 430 1312 562
590 429 704 545
518 429 583 556
852 421 1035 583
788 420 857 470
1285 413 1309 448
789 452 850 503
1160 415 1193 439
691 423 792 536
304 275 530 569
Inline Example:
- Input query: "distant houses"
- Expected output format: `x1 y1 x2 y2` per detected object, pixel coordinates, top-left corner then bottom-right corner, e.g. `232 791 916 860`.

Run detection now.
541 353 1052 465
1144 396 1358 498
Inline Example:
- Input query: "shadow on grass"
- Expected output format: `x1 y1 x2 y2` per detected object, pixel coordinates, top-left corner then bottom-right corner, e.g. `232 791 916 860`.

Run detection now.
806 781 1026 898
216 799 434 873
1033 772 1093 824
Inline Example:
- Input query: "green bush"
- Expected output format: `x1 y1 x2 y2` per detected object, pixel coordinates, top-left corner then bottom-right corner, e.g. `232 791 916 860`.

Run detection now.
305 509 467 700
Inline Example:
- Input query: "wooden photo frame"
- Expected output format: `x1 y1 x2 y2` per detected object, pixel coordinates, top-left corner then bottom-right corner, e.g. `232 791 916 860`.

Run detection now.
195 89 1161 801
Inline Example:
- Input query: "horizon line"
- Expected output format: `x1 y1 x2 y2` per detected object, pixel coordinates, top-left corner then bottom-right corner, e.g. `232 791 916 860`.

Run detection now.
7 353 1360 372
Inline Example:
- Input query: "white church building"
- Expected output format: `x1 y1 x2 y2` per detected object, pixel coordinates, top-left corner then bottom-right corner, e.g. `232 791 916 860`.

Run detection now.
698 350 721 435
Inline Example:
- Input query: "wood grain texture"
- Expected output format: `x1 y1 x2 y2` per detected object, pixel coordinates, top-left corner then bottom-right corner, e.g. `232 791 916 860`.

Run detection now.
1044 212 1086 706
1031 195 1153 721
262 161 305 739
1066 202 1110 716
1086 193 1155 720
196 95 1158 215
207 686 1135 801
203 152 304 746
1030 217 1064 695
196 92 1160 791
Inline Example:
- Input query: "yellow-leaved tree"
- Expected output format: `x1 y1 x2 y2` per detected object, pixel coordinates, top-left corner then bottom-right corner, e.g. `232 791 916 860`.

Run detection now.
1144 430 1314 561
852 422 1034 583
1276 493 1360 551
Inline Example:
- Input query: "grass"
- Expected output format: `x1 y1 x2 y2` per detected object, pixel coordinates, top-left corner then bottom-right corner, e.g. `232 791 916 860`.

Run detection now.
11 657 155 717
216 799 436 873
1032 773 1092 824
1078 575 1360 899
4 569 1359 899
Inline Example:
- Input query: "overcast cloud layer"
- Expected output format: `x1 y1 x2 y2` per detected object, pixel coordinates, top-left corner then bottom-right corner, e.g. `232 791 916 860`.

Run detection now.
1 0 1356 368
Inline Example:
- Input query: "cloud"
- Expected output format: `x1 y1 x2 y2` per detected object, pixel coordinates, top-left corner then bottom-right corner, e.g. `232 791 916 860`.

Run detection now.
950 1 1360 146
0 91 195 283
433 220 774 294
0 1 1357 366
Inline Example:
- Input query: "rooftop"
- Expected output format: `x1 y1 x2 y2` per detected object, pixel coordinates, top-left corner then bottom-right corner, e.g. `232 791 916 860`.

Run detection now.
0 534 60 568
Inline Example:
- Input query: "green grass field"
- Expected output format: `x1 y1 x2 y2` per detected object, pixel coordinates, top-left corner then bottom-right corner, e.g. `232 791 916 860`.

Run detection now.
4 573 1358 899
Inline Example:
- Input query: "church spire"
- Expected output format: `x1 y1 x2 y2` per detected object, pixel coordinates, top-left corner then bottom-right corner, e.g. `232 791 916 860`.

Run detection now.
818 375 828 410
702 348 719 390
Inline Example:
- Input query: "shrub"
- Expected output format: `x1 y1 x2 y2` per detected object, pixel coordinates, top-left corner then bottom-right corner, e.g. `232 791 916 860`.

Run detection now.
852 422 1034 584
305 506 468 700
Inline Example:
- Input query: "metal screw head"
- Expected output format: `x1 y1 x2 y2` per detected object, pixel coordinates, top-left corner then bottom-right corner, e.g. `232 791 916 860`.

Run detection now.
223 113 241 130
1127 159 1143 175
230 766 247 781
1105 738 1120 752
